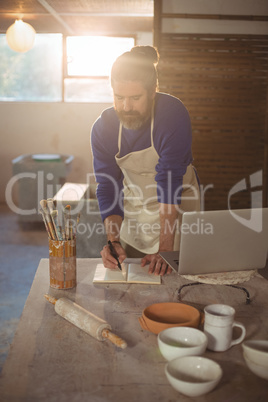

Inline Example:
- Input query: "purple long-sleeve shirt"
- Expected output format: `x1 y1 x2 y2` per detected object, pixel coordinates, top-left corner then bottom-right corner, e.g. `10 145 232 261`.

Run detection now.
91 92 193 221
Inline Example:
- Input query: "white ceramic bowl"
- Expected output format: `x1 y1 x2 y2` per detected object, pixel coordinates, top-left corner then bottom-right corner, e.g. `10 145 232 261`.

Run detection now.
165 356 222 397
242 340 268 367
243 354 268 380
158 327 208 361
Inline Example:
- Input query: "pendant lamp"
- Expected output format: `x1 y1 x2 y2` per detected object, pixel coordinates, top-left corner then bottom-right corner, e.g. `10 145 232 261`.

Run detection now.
6 19 36 53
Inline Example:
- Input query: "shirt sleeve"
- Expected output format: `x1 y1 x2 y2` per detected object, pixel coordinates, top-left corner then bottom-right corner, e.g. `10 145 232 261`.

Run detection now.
91 110 124 221
153 95 193 205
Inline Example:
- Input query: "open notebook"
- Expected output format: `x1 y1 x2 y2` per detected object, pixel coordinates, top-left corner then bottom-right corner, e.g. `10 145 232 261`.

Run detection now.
93 258 161 285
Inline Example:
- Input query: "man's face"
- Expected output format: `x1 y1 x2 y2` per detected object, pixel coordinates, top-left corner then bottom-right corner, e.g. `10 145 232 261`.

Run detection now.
113 80 155 130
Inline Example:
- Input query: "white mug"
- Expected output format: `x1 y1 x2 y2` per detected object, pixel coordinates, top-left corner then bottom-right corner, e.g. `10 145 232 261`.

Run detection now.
204 304 246 352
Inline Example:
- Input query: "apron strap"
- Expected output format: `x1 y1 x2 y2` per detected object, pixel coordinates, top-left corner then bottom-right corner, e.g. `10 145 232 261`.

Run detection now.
118 122 122 153
150 99 155 146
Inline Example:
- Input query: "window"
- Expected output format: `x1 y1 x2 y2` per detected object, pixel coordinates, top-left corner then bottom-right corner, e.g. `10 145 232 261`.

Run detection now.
0 34 62 102
0 34 135 103
64 36 135 103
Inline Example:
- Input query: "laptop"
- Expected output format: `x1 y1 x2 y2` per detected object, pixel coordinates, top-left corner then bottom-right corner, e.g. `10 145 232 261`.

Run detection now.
160 208 268 275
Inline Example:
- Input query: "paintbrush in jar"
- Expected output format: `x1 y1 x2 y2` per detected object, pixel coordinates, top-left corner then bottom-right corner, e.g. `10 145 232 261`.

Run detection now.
63 205 71 240
73 212 80 238
47 198 55 214
47 198 60 240
50 210 63 241
39 208 52 239
40 199 56 240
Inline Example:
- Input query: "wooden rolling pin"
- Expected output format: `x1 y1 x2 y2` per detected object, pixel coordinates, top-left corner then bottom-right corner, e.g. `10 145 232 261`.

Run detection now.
44 294 127 349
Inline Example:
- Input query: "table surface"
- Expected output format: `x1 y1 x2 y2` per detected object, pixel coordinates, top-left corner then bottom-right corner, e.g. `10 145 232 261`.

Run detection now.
1 258 268 402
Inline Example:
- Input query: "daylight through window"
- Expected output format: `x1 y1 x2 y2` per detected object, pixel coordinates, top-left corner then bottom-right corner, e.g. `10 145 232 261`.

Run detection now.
65 36 135 102
0 34 135 103
0 34 62 102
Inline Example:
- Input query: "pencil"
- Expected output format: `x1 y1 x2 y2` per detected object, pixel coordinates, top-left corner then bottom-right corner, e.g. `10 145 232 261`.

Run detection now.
108 240 122 270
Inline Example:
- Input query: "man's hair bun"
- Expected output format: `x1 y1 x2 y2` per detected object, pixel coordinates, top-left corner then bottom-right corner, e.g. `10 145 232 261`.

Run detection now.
130 46 159 65
111 45 159 91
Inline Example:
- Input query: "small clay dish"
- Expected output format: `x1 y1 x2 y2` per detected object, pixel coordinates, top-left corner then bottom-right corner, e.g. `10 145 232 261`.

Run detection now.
139 302 201 334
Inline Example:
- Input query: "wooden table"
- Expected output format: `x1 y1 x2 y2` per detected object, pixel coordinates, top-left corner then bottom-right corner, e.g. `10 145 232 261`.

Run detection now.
1 258 268 402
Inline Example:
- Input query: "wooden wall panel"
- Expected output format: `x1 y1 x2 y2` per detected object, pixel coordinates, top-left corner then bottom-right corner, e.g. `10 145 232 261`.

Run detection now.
157 33 268 211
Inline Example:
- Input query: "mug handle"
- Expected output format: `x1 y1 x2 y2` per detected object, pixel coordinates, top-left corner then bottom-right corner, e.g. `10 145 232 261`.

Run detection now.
230 321 246 347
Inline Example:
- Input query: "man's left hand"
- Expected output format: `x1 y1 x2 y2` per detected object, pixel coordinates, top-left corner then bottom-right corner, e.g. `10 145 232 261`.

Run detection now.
140 254 173 276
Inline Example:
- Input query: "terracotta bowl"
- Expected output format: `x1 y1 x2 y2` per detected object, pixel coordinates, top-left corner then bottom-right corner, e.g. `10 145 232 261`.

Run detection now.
139 302 201 334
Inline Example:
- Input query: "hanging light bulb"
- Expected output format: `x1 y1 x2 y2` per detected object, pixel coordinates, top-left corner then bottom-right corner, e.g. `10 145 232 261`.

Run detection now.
6 19 36 53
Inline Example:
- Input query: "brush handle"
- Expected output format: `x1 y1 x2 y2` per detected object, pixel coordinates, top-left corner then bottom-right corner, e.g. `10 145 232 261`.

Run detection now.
39 209 51 239
50 210 62 240
47 198 55 214
64 206 71 240
40 200 57 240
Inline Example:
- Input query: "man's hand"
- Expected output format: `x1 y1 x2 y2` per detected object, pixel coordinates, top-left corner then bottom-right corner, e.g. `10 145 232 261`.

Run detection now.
100 241 127 270
143 203 178 276
102 215 125 270
141 253 172 276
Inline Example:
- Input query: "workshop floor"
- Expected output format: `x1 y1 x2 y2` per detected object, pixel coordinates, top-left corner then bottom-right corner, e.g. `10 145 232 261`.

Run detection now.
0 203 48 373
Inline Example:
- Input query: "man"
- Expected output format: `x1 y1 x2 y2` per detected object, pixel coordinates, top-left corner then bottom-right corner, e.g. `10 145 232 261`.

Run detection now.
91 45 200 276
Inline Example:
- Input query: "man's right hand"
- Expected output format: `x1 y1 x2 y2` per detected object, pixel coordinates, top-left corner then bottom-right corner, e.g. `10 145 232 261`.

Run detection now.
100 241 127 270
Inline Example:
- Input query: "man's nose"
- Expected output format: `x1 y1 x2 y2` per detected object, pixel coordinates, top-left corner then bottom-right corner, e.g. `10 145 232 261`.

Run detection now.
123 98 132 111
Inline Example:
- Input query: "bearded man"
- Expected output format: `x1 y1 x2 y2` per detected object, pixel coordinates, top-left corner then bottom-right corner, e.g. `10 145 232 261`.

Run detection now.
91 45 200 275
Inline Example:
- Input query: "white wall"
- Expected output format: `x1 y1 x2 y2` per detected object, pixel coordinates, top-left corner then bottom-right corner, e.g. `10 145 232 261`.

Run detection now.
163 0 268 15
162 0 268 34
0 102 111 203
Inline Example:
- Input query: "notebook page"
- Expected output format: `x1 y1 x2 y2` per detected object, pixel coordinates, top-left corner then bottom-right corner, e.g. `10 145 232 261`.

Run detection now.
93 263 127 283
127 264 161 284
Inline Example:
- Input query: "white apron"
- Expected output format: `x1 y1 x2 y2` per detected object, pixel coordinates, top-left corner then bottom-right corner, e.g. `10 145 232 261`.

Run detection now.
115 109 200 254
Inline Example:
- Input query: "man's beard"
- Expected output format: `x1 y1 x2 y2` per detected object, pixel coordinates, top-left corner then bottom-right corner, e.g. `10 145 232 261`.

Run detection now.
115 100 153 130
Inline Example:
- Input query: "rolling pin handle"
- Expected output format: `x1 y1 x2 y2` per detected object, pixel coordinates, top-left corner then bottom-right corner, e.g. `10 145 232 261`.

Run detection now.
44 294 58 305
102 329 127 349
